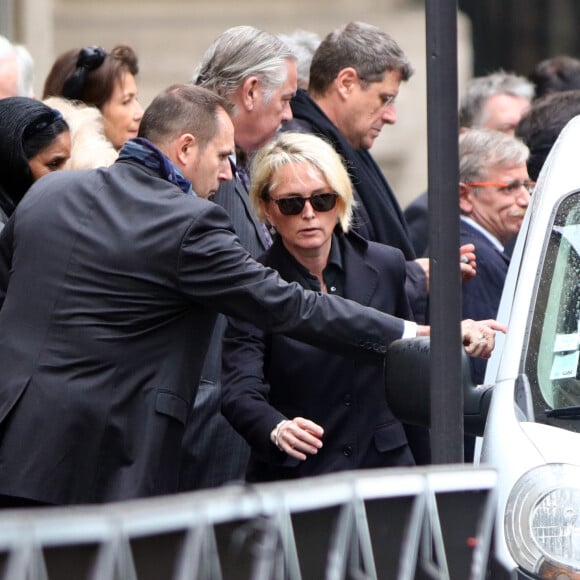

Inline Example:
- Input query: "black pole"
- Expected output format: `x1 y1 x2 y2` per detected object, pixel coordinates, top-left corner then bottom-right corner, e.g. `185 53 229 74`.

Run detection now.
425 0 464 463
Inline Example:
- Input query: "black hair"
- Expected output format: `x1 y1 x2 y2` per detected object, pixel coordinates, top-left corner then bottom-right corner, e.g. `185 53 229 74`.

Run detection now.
0 97 70 218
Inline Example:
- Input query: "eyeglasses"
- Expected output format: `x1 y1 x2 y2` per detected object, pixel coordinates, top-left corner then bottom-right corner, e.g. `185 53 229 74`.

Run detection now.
265 192 339 215
465 180 536 195
357 75 397 108
381 94 397 107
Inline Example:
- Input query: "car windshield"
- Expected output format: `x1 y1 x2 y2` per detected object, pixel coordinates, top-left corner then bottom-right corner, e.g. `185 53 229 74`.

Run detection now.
525 191 580 430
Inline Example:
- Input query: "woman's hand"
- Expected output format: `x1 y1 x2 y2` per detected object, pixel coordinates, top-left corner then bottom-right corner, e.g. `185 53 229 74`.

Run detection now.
271 417 324 460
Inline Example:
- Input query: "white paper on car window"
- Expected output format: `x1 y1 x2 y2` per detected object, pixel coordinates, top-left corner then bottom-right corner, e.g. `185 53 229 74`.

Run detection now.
554 333 580 352
550 351 580 380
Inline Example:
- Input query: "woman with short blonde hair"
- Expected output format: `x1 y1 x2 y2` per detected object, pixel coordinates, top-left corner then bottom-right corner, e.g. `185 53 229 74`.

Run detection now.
222 131 422 482
249 132 355 233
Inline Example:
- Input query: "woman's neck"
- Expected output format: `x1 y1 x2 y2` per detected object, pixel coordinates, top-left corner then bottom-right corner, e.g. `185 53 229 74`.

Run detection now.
282 239 332 293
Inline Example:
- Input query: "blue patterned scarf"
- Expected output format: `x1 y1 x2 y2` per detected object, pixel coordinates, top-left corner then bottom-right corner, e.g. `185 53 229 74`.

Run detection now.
118 138 194 196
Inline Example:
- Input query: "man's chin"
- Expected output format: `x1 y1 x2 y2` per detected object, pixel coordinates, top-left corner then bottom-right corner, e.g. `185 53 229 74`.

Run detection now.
361 137 376 150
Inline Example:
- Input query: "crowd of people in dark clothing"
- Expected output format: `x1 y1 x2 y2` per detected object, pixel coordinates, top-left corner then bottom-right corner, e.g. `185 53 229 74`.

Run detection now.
0 21 577 507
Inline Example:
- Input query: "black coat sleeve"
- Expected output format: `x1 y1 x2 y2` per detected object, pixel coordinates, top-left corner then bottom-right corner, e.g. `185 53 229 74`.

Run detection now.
177 202 406 361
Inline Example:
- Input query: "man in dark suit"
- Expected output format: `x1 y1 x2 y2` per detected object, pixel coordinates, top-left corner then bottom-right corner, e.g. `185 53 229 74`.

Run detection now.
282 22 430 321
3 84 487 506
405 70 534 257
459 128 531 461
179 26 298 490
458 128 531 387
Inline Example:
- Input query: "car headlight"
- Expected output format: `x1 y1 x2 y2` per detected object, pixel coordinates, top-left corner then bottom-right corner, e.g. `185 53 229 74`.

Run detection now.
505 464 580 578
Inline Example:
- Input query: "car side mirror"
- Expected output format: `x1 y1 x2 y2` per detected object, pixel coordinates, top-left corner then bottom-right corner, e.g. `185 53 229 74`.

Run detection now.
384 337 493 436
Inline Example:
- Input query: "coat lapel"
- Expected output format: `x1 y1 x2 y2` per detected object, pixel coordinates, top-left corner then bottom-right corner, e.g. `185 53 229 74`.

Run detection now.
234 177 272 251
342 235 379 307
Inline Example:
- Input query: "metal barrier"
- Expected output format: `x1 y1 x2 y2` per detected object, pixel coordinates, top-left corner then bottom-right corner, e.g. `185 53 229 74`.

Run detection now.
0 465 497 580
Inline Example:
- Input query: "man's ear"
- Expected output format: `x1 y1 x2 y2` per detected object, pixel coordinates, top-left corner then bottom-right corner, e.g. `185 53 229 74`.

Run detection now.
335 68 359 100
175 133 196 167
240 76 260 112
459 182 474 215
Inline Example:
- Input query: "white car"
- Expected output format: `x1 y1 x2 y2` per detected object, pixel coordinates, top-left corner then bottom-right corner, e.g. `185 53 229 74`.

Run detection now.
387 115 580 579
476 115 580 578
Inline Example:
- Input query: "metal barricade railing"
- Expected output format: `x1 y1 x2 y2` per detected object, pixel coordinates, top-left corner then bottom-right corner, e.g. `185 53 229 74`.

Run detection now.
0 465 497 580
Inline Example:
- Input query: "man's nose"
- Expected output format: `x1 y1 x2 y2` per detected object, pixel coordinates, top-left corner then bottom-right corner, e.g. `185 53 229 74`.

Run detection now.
220 161 233 181
381 104 397 124
281 101 293 123
516 185 531 206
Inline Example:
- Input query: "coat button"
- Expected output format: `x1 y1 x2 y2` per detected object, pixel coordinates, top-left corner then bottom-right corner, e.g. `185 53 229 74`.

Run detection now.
343 445 353 456
343 394 352 406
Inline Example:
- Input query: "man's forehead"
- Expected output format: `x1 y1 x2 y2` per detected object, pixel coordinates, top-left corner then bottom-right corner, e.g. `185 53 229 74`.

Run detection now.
482 94 530 122
214 111 235 150
485 161 528 176
363 69 402 91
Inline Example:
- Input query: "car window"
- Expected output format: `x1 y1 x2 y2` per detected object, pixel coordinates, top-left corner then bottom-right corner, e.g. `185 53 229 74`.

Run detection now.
525 191 580 430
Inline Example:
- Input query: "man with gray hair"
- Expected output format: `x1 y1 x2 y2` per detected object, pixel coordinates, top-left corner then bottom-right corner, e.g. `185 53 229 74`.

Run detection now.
277 29 320 90
0 35 19 99
459 71 535 136
459 128 531 385
405 70 534 257
0 35 34 98
180 26 298 490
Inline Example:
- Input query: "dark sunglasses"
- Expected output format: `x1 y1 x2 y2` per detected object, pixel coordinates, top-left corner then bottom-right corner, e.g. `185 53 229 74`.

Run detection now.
265 192 339 215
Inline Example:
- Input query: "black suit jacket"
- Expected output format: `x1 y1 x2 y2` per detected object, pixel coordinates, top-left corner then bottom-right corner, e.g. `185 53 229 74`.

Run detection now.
404 191 430 258
178 173 270 491
221 232 415 482
460 219 510 384
284 89 428 323
211 171 272 256
0 160 407 505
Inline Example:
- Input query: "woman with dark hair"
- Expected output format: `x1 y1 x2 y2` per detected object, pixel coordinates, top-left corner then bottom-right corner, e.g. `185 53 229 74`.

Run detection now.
42 45 143 150
0 96 70 226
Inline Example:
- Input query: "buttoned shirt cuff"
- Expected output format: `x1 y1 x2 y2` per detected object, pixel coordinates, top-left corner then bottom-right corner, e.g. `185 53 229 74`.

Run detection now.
402 321 418 338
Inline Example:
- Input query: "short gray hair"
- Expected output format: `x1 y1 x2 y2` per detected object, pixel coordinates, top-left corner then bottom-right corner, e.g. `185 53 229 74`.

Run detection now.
14 45 34 98
459 128 530 183
193 26 296 107
0 36 34 98
277 29 320 90
0 35 13 59
459 71 535 129
309 21 414 96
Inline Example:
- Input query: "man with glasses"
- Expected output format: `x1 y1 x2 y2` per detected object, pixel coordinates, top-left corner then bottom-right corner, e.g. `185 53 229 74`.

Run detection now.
405 70 534 257
283 22 475 326
459 128 531 387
